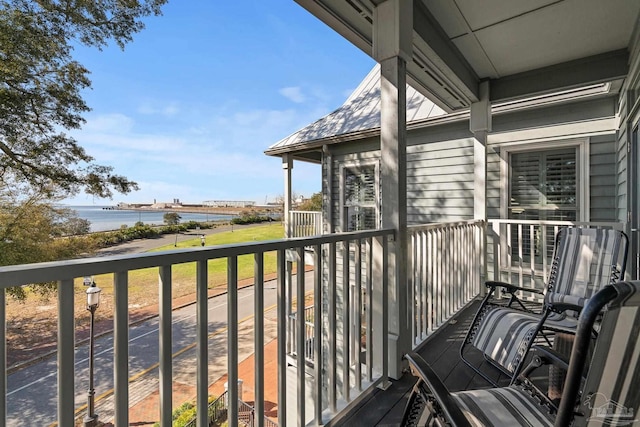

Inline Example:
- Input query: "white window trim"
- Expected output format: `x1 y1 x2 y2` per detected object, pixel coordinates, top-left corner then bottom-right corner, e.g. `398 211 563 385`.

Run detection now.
339 161 380 232
499 138 590 222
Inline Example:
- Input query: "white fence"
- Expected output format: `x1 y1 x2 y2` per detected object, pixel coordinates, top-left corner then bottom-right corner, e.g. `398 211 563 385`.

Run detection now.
288 211 323 238
408 220 486 347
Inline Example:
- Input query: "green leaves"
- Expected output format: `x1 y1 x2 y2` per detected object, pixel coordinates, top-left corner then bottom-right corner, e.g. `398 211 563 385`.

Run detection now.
163 212 181 226
0 0 167 197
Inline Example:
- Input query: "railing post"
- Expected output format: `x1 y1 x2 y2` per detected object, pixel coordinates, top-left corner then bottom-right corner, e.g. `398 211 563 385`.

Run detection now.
196 261 208 427
254 252 265 427
159 266 172 427
228 256 239 427
114 271 129 427
277 250 287 427
0 287 5 425
328 242 337 412
58 279 75 427
296 246 306 427
313 243 323 425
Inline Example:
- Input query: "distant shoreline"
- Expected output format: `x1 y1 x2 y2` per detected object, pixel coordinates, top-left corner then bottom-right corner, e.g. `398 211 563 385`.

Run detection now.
118 206 282 216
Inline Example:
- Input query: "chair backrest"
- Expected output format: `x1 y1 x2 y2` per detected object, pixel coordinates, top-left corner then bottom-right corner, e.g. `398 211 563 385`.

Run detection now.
545 227 627 309
556 281 640 427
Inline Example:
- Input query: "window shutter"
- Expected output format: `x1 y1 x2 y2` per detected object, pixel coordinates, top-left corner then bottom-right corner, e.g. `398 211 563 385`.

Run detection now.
509 148 576 218
509 148 577 262
344 166 377 231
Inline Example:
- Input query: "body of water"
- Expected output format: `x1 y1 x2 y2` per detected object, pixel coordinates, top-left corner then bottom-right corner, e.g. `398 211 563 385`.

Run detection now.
67 205 233 232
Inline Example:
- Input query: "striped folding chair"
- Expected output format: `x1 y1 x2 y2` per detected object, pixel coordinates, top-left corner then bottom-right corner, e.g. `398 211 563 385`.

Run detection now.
402 280 640 427
460 227 627 384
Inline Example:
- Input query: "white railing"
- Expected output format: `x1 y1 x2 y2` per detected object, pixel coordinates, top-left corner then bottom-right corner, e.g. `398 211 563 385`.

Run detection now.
408 220 486 347
487 219 626 300
0 228 392 427
287 305 315 363
288 211 323 238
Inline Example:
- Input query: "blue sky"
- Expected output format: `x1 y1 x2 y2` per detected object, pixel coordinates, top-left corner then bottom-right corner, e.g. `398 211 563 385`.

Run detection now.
64 1 374 206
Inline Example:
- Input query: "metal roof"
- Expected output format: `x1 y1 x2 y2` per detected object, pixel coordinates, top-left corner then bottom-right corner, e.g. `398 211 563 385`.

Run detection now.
266 64 445 154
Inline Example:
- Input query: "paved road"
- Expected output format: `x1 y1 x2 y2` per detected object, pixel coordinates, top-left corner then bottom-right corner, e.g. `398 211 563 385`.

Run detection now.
7 273 311 426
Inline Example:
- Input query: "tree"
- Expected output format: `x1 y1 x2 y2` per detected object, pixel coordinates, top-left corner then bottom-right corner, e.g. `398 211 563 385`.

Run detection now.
0 187 98 299
298 192 322 211
163 212 181 226
0 0 167 198
54 215 91 236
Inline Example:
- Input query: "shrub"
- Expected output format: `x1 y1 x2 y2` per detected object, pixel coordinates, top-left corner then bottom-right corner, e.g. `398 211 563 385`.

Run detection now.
231 212 273 225
151 395 219 427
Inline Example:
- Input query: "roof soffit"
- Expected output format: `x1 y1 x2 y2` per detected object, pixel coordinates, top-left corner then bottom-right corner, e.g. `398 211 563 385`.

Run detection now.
295 0 639 110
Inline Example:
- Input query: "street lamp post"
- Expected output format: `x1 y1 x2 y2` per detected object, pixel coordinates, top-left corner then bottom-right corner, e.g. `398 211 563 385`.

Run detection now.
84 278 102 427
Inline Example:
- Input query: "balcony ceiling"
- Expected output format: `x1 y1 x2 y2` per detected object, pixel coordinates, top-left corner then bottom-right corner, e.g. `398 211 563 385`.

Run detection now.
295 0 640 111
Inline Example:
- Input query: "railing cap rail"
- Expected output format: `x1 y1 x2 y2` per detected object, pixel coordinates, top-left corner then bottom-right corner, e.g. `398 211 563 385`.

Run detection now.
487 219 624 229
0 228 395 287
408 219 485 232
289 210 322 214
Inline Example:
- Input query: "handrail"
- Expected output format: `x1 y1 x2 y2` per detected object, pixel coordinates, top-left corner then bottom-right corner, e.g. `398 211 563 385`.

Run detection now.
184 391 228 427
488 219 624 229
0 228 394 287
408 219 486 232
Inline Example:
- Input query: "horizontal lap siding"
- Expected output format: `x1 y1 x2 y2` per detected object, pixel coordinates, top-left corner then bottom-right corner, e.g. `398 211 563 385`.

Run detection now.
616 94 629 224
407 139 474 224
617 30 640 224
590 135 617 222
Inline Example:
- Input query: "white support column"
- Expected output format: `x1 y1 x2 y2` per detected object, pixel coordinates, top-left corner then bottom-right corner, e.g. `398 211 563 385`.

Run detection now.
282 154 294 353
282 154 293 238
470 81 491 289
470 81 491 221
374 0 412 380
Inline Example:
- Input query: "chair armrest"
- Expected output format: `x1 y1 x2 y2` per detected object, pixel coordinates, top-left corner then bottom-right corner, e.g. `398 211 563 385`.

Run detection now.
547 301 583 315
486 281 545 295
530 345 570 371
404 352 471 427
519 345 587 383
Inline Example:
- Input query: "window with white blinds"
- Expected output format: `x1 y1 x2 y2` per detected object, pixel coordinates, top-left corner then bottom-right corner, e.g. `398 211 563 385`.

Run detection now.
509 147 578 261
343 165 378 231
509 148 577 219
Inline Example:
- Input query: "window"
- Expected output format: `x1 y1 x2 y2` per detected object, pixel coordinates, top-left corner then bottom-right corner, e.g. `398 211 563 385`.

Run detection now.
502 141 586 264
509 148 578 222
342 164 378 231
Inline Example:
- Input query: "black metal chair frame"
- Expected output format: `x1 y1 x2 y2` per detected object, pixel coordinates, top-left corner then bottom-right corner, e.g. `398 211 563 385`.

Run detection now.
402 282 635 427
459 227 628 386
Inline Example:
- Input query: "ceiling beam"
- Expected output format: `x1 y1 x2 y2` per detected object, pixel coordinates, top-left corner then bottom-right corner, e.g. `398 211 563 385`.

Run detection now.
490 49 629 103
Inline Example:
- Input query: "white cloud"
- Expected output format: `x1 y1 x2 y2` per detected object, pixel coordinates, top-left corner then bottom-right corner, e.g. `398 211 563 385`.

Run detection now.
82 113 135 133
137 101 180 116
279 86 306 103
65 101 329 206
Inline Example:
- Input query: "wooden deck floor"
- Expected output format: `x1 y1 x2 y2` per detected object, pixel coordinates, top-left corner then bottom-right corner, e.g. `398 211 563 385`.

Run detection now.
330 300 515 427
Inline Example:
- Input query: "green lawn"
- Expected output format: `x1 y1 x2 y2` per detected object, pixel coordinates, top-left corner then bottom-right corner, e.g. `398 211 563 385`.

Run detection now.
82 223 284 307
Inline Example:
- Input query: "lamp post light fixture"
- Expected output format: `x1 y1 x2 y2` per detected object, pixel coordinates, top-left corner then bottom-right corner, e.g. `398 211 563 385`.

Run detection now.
84 277 102 427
